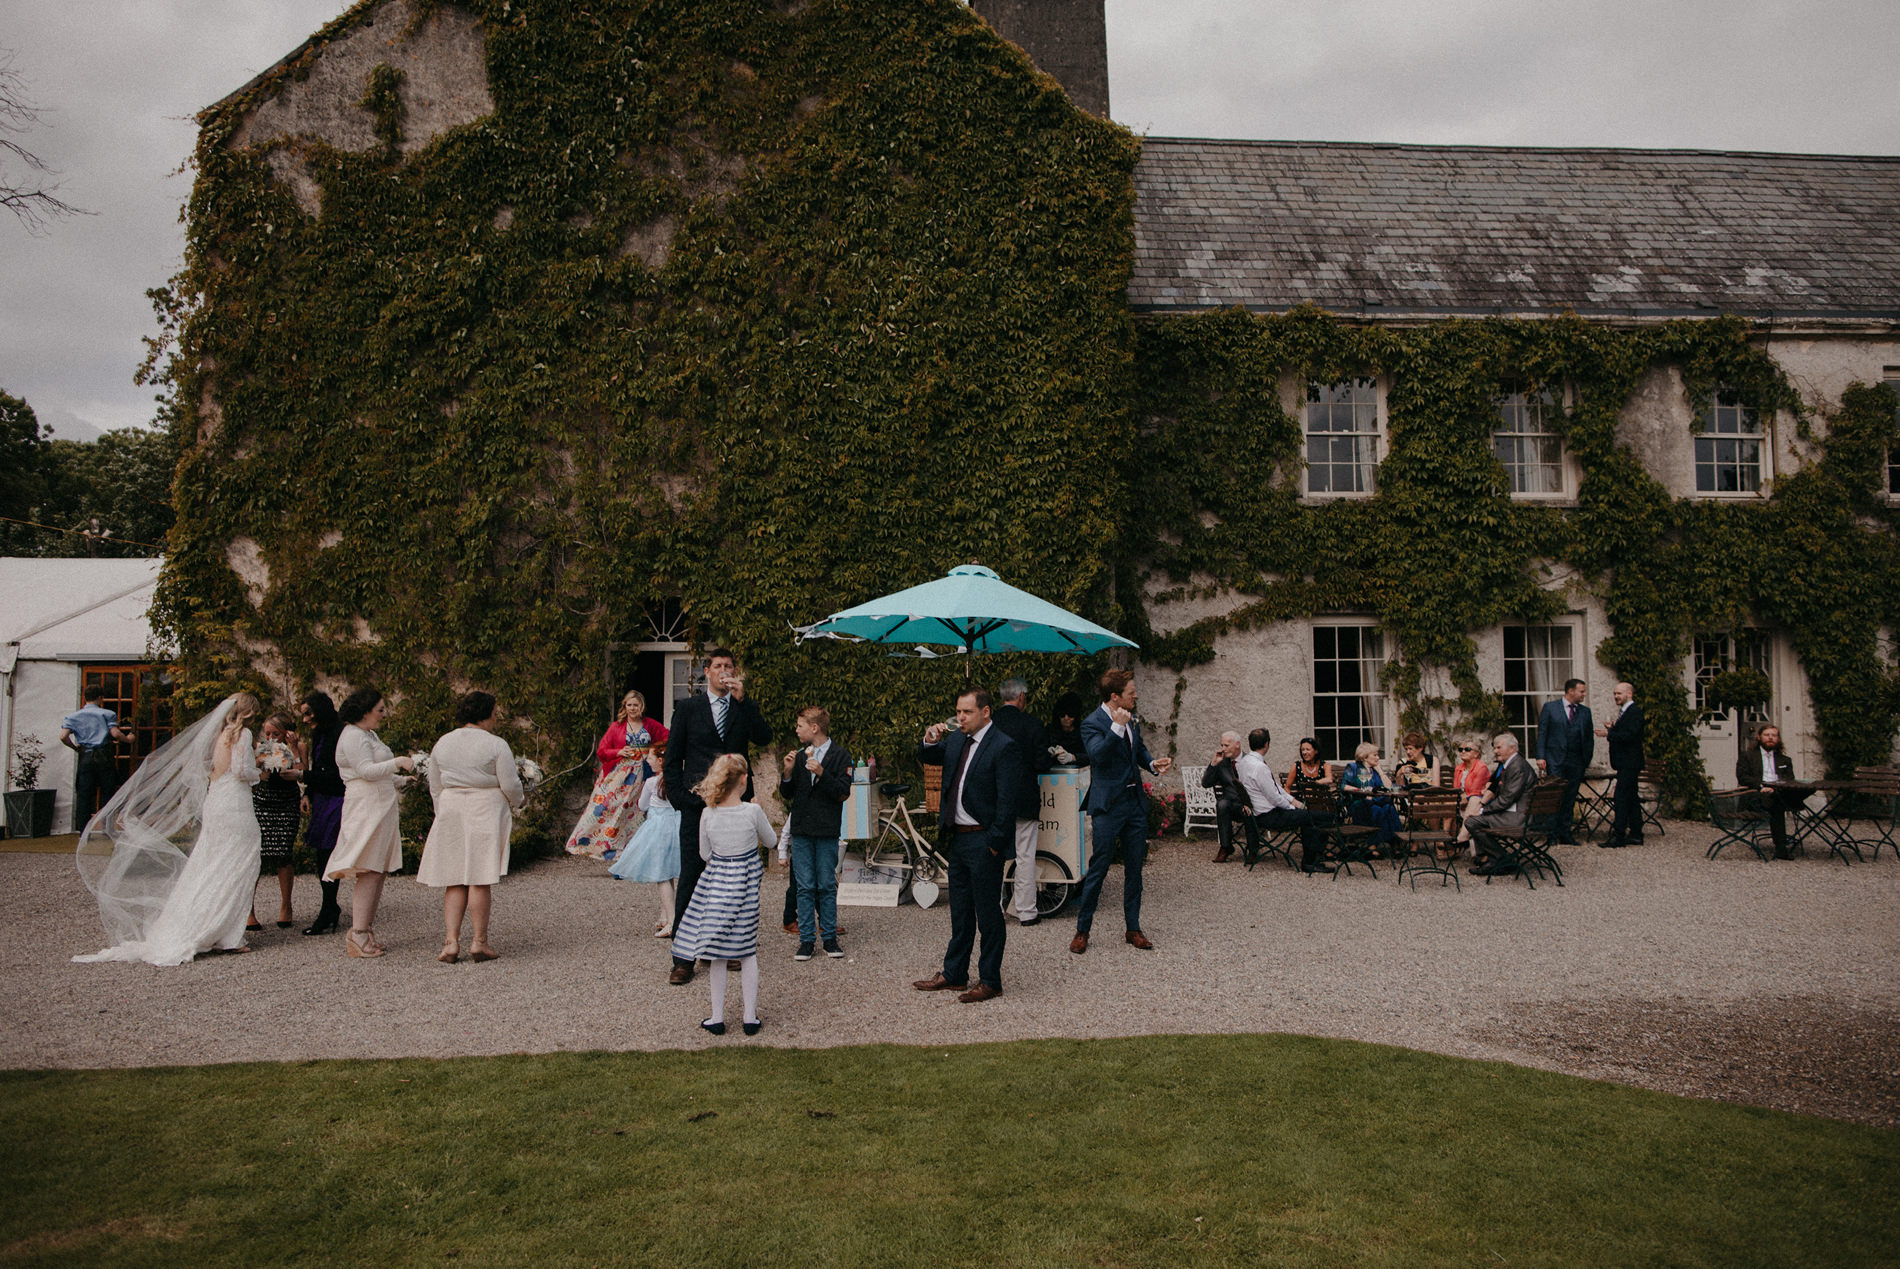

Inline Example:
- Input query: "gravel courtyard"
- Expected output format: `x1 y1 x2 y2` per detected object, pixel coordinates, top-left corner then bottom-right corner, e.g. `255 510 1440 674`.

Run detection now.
6 824 1896 1126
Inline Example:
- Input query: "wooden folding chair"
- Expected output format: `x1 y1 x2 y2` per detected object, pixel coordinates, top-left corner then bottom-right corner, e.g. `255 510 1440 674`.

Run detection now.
1396 787 1461 891
1485 779 1567 888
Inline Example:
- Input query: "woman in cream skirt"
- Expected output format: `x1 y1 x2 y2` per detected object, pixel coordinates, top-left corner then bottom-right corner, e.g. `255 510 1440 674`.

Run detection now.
326 687 416 958
419 691 525 963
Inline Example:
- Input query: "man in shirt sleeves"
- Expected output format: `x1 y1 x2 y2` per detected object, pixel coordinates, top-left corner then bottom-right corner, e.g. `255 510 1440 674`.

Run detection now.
1070 668 1172 955
661 648 771 986
912 687 1021 1003
60 684 130 831
1594 682 1645 849
1536 678 1593 844
1235 729 1326 873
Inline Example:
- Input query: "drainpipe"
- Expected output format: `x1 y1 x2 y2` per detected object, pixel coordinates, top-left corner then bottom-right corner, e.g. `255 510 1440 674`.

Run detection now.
1 643 17 833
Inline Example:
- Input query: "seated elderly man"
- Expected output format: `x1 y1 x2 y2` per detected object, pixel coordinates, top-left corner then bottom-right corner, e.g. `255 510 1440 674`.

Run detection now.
1236 728 1327 873
1201 732 1257 863
1465 732 1538 876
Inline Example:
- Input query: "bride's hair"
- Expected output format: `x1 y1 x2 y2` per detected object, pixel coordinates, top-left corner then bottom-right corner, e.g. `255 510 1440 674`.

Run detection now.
692 753 749 805
222 693 260 738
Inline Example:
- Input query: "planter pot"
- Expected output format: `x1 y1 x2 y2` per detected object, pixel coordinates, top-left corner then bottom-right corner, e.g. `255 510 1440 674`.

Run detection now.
3 789 57 839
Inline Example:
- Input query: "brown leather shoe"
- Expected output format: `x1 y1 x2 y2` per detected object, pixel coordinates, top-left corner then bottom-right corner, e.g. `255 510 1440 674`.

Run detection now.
1212 847 1233 863
667 964 694 986
783 922 799 936
1125 930 1154 950
911 973 968 992
957 983 1002 1004
1069 933 1088 954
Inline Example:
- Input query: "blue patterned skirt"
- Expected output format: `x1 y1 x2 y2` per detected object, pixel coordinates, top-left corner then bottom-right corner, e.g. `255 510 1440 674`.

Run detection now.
670 849 762 962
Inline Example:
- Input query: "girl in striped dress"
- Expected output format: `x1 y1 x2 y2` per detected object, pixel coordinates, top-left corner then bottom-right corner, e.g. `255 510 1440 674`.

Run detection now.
671 754 775 1037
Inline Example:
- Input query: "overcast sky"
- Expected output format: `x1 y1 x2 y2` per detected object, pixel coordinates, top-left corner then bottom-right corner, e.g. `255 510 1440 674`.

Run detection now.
2 0 1895 439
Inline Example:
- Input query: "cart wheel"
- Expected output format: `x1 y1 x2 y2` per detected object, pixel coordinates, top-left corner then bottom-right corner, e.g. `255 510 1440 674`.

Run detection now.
1034 850 1074 917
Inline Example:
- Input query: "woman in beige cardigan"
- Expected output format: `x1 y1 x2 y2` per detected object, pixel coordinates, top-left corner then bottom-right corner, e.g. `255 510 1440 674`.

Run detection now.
326 687 415 958
419 691 525 963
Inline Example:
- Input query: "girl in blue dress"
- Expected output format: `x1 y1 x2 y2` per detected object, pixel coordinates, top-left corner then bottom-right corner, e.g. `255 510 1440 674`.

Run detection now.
611 772 682 937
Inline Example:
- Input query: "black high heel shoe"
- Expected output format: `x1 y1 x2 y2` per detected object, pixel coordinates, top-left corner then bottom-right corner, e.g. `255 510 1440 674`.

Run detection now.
301 911 341 936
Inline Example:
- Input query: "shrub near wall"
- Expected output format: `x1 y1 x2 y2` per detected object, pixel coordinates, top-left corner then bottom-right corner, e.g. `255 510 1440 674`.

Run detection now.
151 0 1140 763
1131 308 1900 799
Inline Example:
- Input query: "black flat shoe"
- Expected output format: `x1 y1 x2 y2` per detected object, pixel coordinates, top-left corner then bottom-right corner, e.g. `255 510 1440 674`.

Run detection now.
301 913 341 936
700 1019 726 1036
742 1017 763 1037
275 920 293 928
245 922 264 932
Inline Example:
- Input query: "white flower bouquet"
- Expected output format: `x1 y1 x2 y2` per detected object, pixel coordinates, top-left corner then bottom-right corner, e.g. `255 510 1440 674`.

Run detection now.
516 756 545 795
257 739 295 773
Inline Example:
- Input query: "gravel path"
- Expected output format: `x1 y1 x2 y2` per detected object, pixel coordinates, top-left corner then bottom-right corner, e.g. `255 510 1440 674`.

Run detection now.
5 824 1896 1125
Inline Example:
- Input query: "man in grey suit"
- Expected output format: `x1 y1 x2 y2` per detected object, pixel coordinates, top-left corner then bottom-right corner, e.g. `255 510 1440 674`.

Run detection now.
1536 678 1593 844
1467 732 1537 876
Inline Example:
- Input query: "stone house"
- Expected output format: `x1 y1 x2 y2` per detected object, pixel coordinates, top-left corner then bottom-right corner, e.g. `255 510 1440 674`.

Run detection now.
171 0 1898 789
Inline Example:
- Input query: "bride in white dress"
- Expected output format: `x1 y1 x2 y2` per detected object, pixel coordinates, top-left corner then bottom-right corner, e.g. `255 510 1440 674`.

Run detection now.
74 693 265 966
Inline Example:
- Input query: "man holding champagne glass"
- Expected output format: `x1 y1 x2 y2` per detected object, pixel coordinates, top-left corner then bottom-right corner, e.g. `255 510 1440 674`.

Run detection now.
661 648 771 986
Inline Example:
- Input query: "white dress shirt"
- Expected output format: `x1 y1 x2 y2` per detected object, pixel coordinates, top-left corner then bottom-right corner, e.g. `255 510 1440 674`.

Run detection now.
952 722 993 827
1236 749 1296 814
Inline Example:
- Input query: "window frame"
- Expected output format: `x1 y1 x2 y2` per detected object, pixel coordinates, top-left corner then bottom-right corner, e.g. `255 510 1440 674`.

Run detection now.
1493 380 1572 499
1501 623 1577 758
1693 387 1769 497
77 664 177 786
1302 378 1383 499
1309 620 1390 764
1692 629 1775 730
1884 371 1900 502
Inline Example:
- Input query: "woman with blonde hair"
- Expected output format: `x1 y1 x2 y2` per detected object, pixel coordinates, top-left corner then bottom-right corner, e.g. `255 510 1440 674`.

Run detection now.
566 688 669 860
670 753 775 1037
419 691 525 963
75 693 265 965
326 687 416 958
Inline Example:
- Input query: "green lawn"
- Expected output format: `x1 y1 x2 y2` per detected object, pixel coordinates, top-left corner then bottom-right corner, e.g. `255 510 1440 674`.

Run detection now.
1 1035 1892 1266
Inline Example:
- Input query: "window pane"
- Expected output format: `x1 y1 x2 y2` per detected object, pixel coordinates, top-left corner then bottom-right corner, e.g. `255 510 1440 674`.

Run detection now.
1312 624 1387 763
1501 624 1574 755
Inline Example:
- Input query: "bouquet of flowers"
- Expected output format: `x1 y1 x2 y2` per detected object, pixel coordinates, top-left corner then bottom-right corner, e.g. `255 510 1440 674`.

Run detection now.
516 756 545 795
257 739 295 773
410 751 432 783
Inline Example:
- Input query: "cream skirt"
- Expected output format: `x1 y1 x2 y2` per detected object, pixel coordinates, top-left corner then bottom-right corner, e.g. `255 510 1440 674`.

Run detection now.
417 786 512 887
326 778 403 879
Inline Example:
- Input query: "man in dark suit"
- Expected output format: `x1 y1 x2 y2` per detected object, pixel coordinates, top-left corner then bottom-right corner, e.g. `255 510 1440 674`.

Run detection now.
1536 678 1594 844
1467 732 1537 875
912 687 1022 1003
1071 668 1172 954
1737 723 1801 858
1202 731 1254 864
991 678 1054 926
1595 681 1646 848
661 647 771 985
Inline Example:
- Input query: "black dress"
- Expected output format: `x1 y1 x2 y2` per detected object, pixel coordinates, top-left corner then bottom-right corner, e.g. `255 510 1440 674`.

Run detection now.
253 771 302 868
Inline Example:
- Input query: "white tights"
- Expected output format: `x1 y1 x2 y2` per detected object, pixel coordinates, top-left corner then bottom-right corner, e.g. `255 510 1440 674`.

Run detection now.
707 955 759 1025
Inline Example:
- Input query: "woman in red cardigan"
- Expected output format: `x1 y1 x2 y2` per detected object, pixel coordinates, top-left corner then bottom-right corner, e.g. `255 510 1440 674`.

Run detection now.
564 689 669 859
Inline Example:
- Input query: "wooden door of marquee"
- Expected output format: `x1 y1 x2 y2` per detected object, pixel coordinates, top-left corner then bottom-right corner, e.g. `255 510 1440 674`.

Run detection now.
79 665 177 783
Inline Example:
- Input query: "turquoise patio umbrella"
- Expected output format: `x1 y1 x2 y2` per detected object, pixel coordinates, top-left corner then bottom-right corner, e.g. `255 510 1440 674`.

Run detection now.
797 563 1137 680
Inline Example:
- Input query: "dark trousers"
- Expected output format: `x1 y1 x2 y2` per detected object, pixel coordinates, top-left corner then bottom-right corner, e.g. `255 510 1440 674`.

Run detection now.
1744 789 1802 848
1076 799 1147 935
782 877 797 926
1255 807 1324 867
1610 765 1643 843
672 802 707 967
942 833 1006 990
72 749 118 831
1214 794 1255 854
1547 768 1584 841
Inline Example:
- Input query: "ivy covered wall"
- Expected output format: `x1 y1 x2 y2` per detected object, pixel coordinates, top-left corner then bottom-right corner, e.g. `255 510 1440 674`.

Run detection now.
1128 307 1900 796
154 0 1140 766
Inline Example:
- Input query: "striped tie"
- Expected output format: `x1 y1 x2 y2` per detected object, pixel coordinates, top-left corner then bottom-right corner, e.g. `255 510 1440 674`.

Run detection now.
713 693 729 740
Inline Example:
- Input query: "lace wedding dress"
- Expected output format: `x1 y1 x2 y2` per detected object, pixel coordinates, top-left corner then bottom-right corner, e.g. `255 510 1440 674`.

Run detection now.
74 699 264 966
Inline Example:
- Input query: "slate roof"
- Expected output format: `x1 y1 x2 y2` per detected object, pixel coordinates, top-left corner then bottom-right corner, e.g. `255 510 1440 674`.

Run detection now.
1131 138 1900 320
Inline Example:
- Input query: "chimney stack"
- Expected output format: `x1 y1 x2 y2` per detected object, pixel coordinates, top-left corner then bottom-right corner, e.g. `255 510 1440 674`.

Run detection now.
968 0 1110 119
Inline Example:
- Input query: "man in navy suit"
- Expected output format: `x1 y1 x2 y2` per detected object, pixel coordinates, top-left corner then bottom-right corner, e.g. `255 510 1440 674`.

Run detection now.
1536 678 1593 844
1595 681 1646 848
912 687 1022 1003
662 648 771 986
1071 668 1173 954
